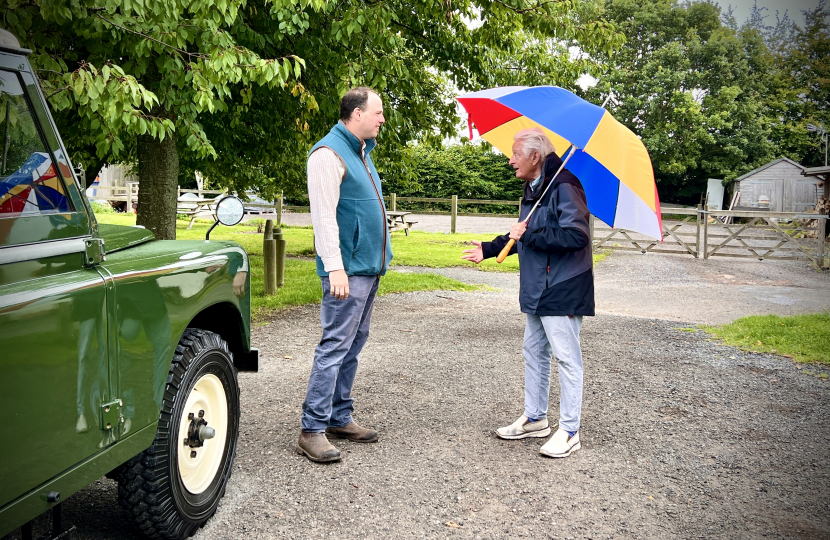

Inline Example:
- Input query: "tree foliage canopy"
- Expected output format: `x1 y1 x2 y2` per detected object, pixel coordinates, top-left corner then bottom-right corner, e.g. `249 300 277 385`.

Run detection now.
581 0 829 203
1 0 625 205
183 0 624 199
2 0 316 181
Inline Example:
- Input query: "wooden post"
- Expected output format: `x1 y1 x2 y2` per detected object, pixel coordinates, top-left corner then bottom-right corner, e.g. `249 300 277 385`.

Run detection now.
274 227 286 287
695 204 702 259
177 185 181 199
818 215 827 269
391 193 396 211
126 183 133 214
823 181 829 268
702 207 710 259
276 190 283 227
263 219 277 295
451 194 458 234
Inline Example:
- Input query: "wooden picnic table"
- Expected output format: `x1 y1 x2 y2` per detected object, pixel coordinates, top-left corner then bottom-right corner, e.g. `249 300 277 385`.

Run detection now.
387 210 417 236
177 196 219 229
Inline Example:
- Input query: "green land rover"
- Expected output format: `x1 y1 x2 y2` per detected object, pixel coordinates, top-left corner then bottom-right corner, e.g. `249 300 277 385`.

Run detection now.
0 29 258 539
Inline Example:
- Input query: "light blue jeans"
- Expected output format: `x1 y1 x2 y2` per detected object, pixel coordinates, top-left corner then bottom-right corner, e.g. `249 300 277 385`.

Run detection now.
301 275 380 432
522 314 584 433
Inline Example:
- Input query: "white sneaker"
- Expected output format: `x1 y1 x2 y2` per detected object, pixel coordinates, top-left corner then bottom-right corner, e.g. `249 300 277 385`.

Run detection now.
540 428 581 458
496 415 551 440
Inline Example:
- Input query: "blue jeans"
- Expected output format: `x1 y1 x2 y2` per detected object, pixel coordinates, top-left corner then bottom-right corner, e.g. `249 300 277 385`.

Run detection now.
522 314 584 433
301 275 380 432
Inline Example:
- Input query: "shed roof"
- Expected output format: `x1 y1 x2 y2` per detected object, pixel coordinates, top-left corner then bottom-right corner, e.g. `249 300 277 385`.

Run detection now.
802 165 830 177
734 157 804 183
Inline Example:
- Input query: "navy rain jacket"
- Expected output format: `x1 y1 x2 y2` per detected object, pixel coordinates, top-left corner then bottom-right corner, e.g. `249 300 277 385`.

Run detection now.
481 152 595 316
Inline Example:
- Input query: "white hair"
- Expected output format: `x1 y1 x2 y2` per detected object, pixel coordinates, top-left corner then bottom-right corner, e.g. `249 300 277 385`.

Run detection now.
514 128 556 159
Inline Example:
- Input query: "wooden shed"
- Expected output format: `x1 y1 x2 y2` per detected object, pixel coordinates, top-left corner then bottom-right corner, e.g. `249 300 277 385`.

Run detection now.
730 157 822 213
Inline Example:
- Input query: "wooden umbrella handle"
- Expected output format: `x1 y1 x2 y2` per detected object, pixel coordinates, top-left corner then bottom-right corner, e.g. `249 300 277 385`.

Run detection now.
496 239 515 263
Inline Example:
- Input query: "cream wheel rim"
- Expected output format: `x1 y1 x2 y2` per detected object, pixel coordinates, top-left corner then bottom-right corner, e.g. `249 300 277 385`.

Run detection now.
178 373 228 495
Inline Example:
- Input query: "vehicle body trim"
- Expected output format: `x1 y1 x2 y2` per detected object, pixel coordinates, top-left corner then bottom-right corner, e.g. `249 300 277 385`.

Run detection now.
0 237 89 266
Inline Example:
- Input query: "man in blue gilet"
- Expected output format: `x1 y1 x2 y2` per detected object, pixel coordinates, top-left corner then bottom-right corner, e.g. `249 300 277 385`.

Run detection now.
298 87 392 462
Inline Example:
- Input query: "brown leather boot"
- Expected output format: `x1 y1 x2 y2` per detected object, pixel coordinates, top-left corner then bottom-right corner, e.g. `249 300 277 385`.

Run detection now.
325 421 379 443
296 431 341 462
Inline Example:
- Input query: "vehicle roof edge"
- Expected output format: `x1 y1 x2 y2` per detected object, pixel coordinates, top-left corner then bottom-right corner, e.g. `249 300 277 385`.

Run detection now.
0 28 32 55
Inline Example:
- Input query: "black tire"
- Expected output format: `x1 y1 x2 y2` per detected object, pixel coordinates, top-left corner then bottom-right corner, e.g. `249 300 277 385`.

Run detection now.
115 329 240 539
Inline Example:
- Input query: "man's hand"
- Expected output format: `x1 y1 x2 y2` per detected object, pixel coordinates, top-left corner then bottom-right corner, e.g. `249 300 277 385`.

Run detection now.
329 269 350 300
461 240 484 264
509 221 527 241
233 271 247 297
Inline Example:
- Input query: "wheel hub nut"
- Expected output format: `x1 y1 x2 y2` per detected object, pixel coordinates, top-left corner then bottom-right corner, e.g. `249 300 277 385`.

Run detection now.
186 411 213 448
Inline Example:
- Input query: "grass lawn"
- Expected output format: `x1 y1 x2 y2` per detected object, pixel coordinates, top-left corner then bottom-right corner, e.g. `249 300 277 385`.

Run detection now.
95 214 607 318
704 313 830 365
97 214 608 269
96 214 479 319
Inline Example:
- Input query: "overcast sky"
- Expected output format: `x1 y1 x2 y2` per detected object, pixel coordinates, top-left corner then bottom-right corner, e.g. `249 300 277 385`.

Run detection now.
716 0 822 25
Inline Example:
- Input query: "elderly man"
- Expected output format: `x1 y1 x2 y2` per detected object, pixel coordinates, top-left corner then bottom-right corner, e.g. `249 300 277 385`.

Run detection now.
298 87 392 463
462 128 594 458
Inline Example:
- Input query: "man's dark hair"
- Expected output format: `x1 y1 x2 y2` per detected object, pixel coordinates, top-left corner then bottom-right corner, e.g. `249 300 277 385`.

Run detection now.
340 87 377 122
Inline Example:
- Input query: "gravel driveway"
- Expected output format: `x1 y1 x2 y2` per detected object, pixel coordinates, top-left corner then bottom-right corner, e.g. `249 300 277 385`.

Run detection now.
6 251 830 540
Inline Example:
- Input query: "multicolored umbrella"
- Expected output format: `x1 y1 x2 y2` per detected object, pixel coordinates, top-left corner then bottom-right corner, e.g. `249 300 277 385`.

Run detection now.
0 152 70 217
457 86 662 240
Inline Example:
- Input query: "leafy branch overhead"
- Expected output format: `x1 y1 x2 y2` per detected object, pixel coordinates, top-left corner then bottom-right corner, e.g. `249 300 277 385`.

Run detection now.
2 0 626 215
181 0 625 198
3 0 318 162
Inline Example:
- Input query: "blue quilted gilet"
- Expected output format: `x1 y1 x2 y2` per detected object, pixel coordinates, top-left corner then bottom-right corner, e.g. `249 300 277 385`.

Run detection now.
310 122 392 277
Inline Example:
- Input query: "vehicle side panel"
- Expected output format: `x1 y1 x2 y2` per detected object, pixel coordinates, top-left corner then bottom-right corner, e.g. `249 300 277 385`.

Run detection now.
100 240 251 437
0 254 109 509
0 424 156 536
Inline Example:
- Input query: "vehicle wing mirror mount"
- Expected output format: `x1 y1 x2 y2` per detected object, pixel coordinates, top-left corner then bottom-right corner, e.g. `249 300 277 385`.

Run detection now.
73 163 92 188
206 195 244 241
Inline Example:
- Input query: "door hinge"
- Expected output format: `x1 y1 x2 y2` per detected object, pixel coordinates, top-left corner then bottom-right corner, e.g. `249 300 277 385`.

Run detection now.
83 238 105 267
100 399 123 431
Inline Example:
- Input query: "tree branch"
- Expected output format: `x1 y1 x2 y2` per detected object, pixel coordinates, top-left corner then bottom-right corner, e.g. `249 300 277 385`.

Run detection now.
92 13 208 60
491 0 566 15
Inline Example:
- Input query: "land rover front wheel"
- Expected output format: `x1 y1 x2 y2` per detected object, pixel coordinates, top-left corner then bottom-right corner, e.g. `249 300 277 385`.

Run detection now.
115 329 240 539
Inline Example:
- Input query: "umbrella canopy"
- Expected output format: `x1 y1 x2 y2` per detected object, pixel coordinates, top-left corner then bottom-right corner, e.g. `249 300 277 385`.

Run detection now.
457 86 662 240
0 152 69 216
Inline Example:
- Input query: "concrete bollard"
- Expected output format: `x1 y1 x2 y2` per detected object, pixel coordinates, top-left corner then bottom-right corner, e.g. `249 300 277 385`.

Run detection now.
263 219 277 295
274 227 286 288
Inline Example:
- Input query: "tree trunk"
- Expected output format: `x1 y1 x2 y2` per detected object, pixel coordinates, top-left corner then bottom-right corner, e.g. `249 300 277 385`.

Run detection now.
136 130 178 240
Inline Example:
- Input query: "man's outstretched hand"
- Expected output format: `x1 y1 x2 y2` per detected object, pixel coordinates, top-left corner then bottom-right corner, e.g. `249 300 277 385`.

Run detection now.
461 240 484 264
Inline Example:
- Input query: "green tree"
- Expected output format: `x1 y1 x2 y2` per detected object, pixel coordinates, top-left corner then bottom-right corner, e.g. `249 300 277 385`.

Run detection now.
178 0 624 201
3 0 623 236
3 0 316 239
767 1 830 167
383 143 518 199
584 0 782 203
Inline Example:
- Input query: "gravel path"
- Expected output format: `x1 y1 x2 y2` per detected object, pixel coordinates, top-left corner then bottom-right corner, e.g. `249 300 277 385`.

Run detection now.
6 252 830 540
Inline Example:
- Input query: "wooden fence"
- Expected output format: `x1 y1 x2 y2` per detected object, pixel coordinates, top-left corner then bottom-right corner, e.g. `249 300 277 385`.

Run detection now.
384 195 829 268
90 186 829 268
204 191 830 268
591 208 828 268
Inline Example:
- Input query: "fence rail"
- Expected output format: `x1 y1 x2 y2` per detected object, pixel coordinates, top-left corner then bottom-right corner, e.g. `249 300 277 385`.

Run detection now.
88 186 829 268
592 208 828 268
